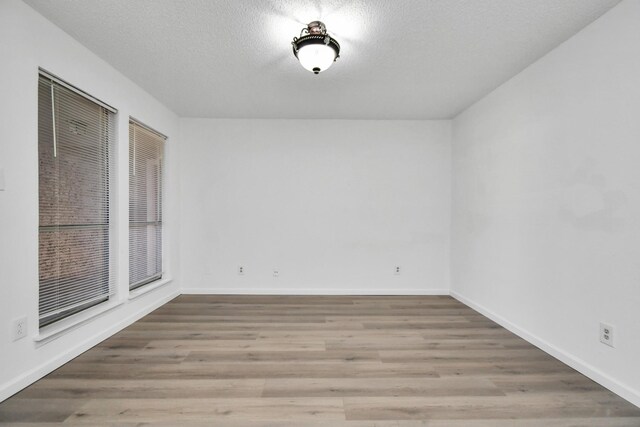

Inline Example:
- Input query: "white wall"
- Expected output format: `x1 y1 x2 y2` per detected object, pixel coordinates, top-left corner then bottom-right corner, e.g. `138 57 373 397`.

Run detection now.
180 119 451 294
451 0 640 407
0 0 181 401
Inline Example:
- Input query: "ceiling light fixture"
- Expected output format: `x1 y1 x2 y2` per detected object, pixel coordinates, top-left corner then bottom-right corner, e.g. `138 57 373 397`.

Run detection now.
292 21 340 75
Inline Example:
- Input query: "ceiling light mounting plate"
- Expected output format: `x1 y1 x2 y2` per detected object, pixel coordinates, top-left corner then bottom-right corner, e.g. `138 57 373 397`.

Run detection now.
304 21 326 36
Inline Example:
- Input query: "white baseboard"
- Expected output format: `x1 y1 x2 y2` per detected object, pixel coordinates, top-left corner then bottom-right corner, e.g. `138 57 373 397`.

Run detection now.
0 290 179 403
450 290 640 409
181 288 450 296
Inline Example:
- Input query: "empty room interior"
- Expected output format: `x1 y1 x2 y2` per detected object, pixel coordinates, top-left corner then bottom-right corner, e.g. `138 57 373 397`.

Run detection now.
1 0 640 424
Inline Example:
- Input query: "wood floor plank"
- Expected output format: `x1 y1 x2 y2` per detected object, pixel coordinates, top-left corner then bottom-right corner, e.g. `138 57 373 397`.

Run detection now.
139 314 328 323
144 339 326 351
0 399 89 423
487 373 608 394
65 397 346 423
184 349 380 363
46 361 440 380
256 330 426 340
262 377 504 398
112 330 260 340
362 321 503 330
378 348 552 363
1 295 638 425
343 394 640 420
432 359 576 377
13 379 265 399
322 315 479 323
71 348 190 364
127 320 367 331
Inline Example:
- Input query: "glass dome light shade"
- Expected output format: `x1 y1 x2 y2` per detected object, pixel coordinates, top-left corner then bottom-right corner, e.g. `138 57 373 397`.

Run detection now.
296 43 337 74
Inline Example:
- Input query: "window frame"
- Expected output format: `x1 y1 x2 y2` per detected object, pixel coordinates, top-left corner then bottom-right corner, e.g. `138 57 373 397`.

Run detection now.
37 69 118 329
128 117 166 291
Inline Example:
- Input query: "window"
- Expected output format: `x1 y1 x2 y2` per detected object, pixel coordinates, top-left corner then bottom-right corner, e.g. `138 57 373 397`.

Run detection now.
38 72 116 327
129 120 165 289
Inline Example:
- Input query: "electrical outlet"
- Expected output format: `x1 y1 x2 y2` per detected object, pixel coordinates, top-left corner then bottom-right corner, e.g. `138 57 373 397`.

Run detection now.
238 265 245 275
273 270 279 278
600 322 614 347
12 317 27 341
394 266 401 275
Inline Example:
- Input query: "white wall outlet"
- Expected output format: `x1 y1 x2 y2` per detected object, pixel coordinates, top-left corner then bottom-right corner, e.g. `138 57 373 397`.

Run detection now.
600 322 614 347
394 266 401 275
273 269 279 277
238 265 245 275
12 317 27 341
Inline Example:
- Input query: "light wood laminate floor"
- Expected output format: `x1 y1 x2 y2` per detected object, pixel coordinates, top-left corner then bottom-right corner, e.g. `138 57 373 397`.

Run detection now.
1 295 639 426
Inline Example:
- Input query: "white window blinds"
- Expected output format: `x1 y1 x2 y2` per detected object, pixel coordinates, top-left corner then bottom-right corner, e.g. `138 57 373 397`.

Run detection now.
38 73 115 327
129 120 164 289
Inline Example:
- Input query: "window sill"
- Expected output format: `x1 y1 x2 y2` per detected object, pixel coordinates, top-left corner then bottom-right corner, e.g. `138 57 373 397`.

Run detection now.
34 298 124 344
128 277 173 301
32 279 173 345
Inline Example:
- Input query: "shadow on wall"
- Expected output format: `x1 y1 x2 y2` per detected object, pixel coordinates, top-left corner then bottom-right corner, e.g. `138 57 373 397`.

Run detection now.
561 157 628 232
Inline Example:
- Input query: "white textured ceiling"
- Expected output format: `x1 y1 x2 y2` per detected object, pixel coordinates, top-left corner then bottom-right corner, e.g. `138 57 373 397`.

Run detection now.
24 0 620 119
